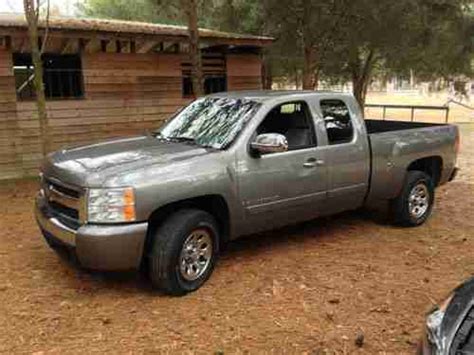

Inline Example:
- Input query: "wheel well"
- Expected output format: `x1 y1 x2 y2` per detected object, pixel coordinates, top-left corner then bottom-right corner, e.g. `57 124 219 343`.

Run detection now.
407 156 443 186
145 195 230 252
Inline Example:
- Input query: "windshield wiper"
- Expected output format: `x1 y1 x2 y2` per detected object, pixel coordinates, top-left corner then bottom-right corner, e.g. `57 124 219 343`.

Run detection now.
169 136 217 150
152 131 170 141
170 136 196 143
153 133 197 145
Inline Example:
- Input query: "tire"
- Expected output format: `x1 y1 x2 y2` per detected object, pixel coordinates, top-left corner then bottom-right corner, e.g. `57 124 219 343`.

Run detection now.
148 209 219 296
391 171 435 227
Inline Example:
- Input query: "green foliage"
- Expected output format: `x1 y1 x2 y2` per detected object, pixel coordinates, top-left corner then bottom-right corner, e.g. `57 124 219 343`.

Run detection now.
77 0 163 22
381 0 473 80
204 0 263 34
262 0 472 104
77 0 184 24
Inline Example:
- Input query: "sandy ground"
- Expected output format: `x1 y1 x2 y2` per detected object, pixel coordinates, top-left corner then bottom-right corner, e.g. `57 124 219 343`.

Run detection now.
0 124 473 354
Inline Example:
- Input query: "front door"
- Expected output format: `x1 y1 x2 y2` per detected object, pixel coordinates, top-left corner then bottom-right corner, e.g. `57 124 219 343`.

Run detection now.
237 100 328 235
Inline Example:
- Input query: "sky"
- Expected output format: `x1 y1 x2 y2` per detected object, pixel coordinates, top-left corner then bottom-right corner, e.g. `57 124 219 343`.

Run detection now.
0 0 81 16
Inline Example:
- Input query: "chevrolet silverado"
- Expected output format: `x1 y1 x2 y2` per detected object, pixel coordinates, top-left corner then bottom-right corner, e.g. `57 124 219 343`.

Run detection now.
35 91 460 295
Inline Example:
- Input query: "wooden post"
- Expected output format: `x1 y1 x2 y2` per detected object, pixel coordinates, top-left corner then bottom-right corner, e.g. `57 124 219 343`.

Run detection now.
100 40 108 52
5 36 11 50
411 107 415 122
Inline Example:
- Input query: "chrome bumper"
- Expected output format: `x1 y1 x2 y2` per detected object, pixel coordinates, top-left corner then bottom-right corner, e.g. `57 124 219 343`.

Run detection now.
35 195 148 271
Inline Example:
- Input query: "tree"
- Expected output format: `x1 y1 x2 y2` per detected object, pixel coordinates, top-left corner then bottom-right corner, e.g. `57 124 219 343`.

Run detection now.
206 0 264 34
182 0 204 96
150 0 205 96
78 0 161 23
334 0 403 107
395 0 473 81
263 0 353 90
208 0 271 88
318 0 472 108
23 0 50 157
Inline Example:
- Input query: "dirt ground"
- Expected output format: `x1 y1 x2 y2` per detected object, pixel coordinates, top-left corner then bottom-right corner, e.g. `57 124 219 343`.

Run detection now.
0 124 473 355
365 92 473 123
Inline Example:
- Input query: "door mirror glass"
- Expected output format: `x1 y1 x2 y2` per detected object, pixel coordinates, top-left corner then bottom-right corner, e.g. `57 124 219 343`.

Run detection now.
251 133 288 155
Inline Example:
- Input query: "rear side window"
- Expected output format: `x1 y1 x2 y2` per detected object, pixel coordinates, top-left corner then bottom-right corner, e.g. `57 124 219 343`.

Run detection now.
320 99 354 145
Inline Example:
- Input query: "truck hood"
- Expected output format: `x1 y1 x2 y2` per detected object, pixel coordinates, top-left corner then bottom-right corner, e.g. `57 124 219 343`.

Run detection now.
41 136 213 187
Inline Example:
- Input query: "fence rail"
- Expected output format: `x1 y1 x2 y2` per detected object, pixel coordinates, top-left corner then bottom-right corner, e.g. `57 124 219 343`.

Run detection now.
365 104 450 123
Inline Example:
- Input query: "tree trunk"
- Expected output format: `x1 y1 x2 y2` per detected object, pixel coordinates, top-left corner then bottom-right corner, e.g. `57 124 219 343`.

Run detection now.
302 45 315 90
183 0 204 97
261 53 272 90
352 79 366 109
224 0 239 33
350 48 375 110
24 0 48 157
294 65 300 89
312 68 320 90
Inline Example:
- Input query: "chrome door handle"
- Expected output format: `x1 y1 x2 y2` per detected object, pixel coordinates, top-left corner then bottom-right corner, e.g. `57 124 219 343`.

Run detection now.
303 159 324 168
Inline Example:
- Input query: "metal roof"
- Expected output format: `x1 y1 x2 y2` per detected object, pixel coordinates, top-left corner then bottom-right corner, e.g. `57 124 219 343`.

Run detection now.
0 13 273 46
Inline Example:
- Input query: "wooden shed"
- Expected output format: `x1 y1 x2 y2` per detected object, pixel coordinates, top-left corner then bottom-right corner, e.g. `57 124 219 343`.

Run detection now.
0 14 272 179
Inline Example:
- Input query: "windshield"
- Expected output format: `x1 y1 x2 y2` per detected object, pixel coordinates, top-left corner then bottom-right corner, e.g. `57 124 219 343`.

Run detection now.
157 97 261 149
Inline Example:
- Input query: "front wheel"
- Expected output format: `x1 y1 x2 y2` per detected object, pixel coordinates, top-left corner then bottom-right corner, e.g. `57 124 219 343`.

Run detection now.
391 171 435 227
148 209 219 296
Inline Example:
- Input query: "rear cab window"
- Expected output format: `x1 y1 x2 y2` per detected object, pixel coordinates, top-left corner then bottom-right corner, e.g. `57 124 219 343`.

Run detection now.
320 99 354 145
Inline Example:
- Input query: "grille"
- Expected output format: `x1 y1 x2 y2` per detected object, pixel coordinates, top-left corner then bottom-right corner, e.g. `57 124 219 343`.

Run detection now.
451 307 474 354
49 201 79 220
42 176 82 225
45 178 80 199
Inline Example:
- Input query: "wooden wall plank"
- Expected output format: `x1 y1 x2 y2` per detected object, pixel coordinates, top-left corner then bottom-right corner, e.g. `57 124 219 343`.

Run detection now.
226 54 262 91
0 49 263 179
0 48 23 180
227 54 262 77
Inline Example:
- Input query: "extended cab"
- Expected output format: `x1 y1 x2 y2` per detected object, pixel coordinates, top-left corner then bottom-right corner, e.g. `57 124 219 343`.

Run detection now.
35 91 460 295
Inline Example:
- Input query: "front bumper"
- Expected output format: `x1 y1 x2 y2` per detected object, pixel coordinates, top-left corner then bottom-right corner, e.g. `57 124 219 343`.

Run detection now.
35 195 148 271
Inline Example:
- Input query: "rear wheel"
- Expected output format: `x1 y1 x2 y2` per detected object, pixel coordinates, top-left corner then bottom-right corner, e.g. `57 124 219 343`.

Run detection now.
148 209 219 296
391 171 435 227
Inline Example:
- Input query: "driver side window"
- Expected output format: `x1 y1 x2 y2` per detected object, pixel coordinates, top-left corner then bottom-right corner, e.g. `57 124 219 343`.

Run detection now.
256 101 317 151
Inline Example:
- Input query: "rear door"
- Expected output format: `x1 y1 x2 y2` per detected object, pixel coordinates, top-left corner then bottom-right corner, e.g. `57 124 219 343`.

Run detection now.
316 98 370 214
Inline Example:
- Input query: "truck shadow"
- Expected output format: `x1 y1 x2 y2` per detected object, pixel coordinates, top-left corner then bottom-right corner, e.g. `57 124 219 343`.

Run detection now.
221 205 390 260
52 205 391 295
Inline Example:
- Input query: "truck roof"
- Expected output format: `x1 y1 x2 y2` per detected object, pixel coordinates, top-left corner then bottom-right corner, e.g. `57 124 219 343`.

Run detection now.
209 90 351 102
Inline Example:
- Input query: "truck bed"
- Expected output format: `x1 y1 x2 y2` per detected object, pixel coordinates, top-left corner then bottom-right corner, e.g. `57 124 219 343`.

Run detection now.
364 119 458 203
365 119 444 134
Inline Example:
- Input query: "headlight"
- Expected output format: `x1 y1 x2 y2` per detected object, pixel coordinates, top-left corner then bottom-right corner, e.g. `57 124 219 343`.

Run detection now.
87 187 136 223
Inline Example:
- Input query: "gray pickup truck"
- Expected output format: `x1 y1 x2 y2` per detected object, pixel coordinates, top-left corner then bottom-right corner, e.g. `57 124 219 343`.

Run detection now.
35 91 459 295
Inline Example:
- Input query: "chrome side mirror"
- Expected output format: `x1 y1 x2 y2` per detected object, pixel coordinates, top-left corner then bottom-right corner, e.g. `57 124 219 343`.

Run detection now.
250 133 288 155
